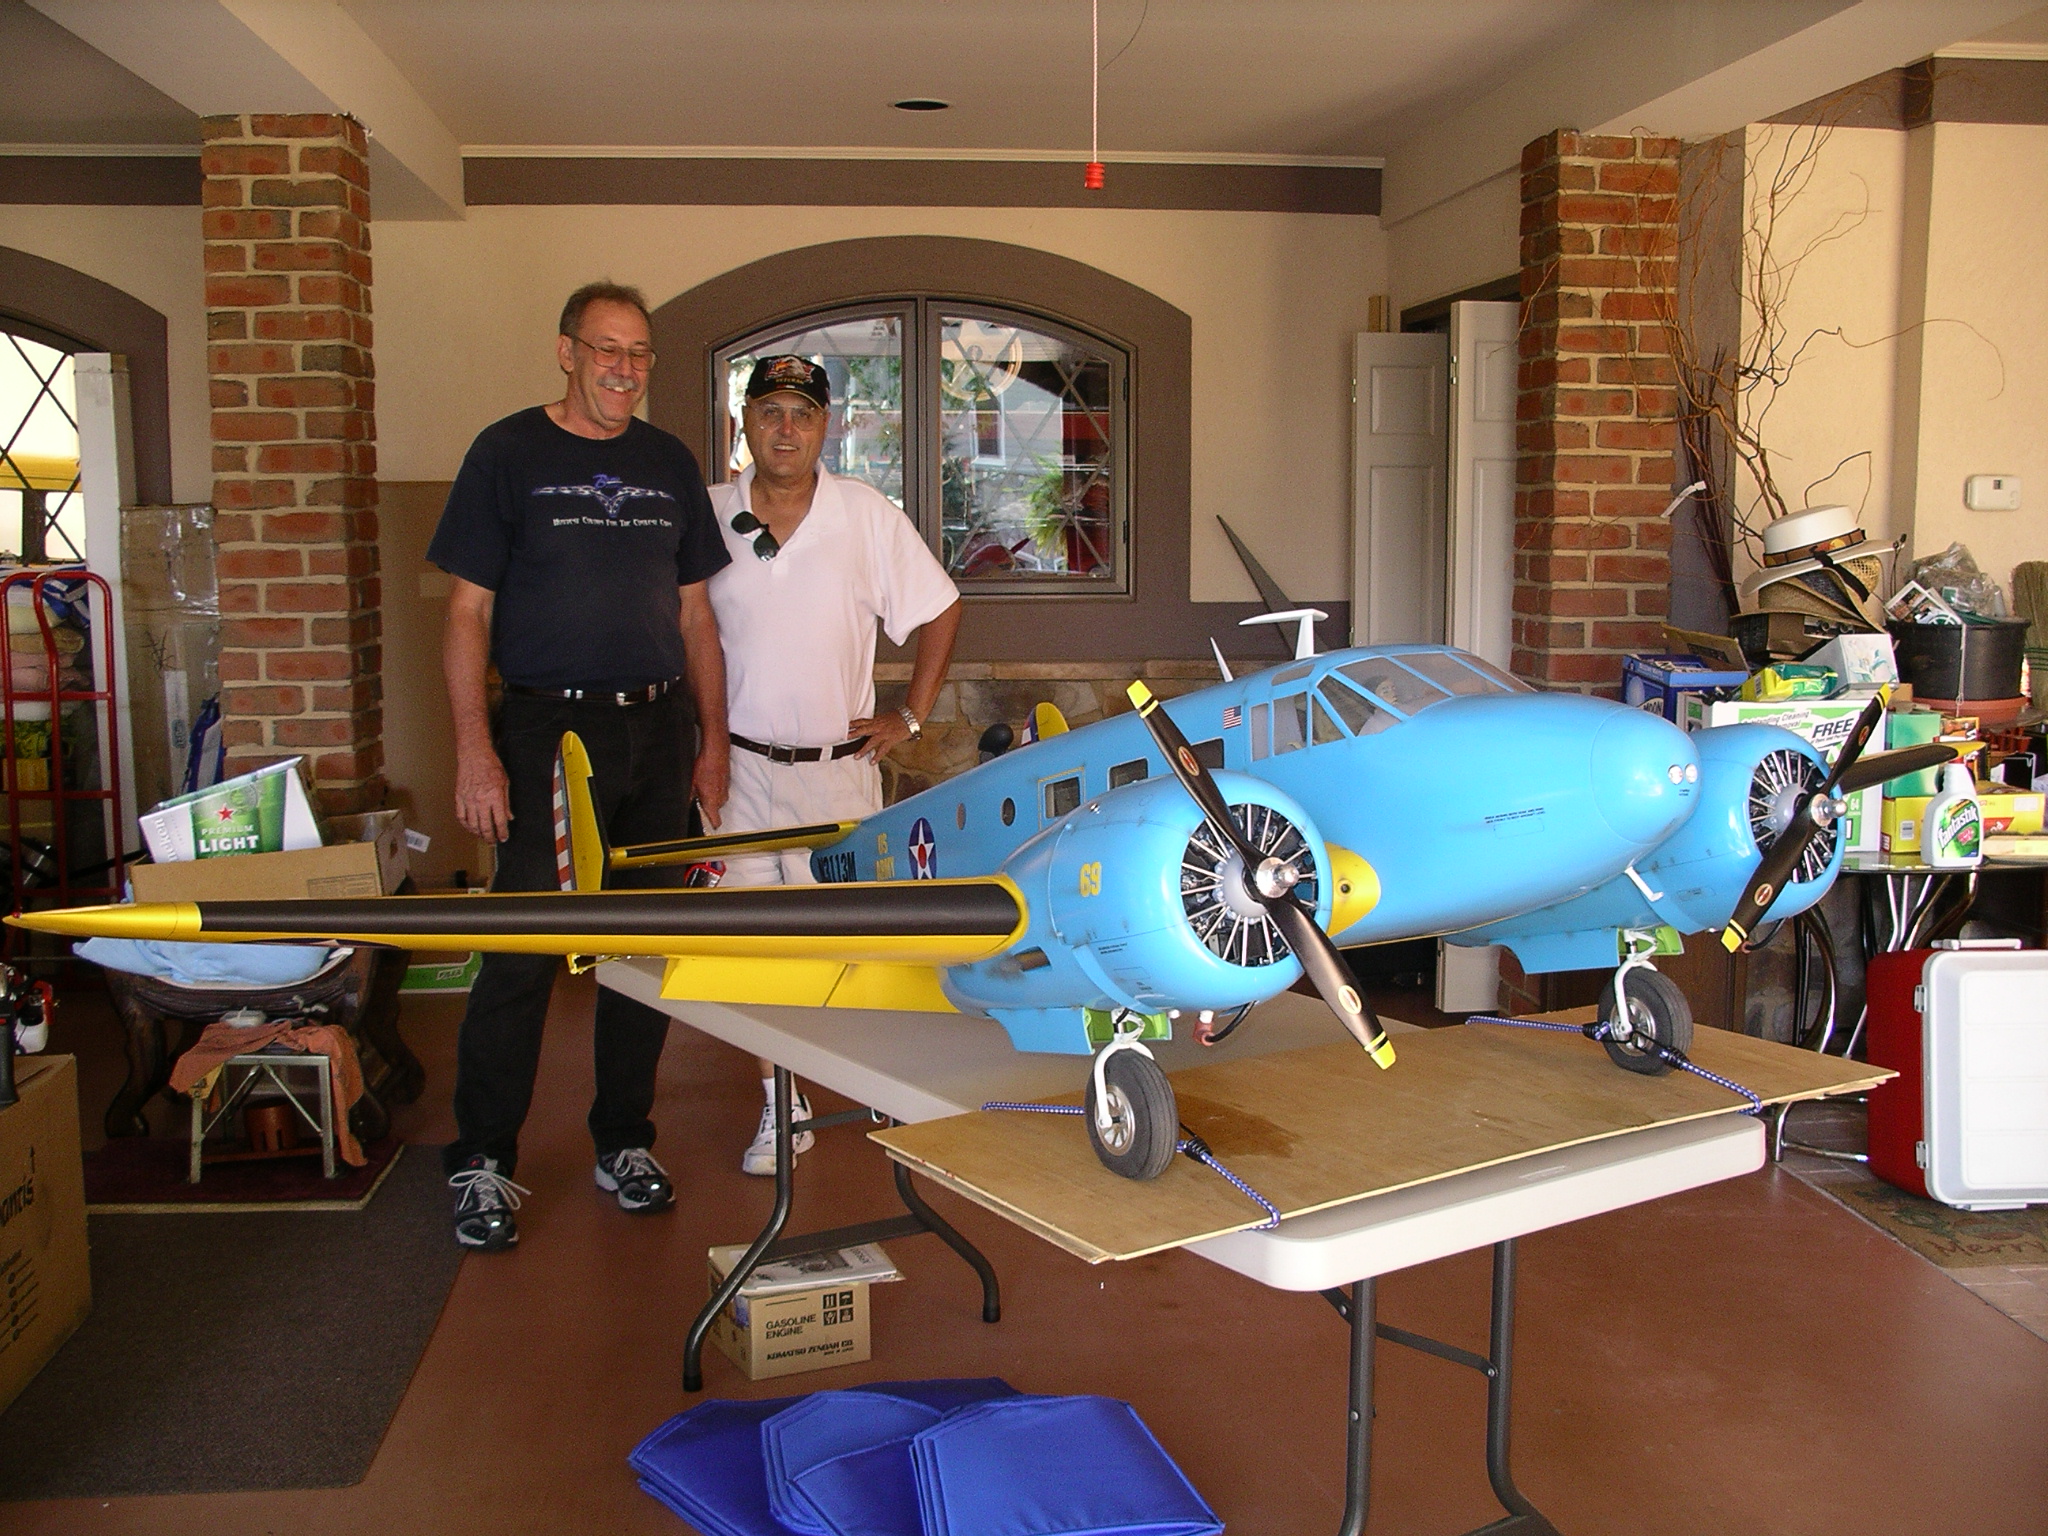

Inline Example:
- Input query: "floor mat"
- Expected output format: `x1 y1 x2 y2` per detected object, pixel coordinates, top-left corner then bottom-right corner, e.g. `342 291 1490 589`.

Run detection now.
84 1134 404 1212
0 1145 461 1500
1821 1173 2048 1268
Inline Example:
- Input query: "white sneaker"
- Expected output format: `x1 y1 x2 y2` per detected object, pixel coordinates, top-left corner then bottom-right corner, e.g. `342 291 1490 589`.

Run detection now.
741 1091 814 1176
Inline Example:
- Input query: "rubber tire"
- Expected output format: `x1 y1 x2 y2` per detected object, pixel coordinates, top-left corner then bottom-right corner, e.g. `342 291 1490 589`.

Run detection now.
1597 968 1694 1076
1084 1051 1179 1181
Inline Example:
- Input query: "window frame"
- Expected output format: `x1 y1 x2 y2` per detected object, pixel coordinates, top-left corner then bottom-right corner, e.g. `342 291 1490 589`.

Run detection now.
710 296 1130 598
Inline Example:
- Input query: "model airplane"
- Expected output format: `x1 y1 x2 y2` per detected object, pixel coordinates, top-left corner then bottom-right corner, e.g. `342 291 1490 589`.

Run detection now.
10 637 1950 1180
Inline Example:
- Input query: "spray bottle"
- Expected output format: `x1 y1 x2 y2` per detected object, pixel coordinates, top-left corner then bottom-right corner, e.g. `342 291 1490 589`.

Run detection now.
1922 762 1983 869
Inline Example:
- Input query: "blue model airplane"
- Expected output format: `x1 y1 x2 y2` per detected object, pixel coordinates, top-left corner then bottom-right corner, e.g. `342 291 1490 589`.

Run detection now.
10 637 1949 1180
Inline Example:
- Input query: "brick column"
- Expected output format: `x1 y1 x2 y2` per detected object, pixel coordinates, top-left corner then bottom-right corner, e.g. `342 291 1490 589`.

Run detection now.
1513 131 1680 695
202 112 383 811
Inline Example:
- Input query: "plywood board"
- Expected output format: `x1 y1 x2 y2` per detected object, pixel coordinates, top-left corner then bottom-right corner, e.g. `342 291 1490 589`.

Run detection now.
871 1020 1886 1264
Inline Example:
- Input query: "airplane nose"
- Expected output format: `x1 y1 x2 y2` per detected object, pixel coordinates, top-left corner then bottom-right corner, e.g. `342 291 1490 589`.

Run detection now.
1591 707 1699 846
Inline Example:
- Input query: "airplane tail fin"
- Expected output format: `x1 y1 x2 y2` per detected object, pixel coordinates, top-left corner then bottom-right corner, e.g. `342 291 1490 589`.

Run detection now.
552 732 610 892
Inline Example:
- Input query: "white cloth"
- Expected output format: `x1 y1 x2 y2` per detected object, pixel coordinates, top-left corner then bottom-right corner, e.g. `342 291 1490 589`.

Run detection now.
718 749 880 885
707 466 957 748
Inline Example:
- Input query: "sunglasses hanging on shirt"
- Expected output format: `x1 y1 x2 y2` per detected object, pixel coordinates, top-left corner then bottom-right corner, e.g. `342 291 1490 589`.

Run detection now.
730 510 779 561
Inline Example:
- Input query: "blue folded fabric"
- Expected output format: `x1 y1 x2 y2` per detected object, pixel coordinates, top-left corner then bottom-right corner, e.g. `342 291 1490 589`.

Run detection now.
764 1394 942 1535
76 937 334 989
631 1396 807 1536
912 1396 1223 1536
788 1434 926 1536
765 1381 1018 1535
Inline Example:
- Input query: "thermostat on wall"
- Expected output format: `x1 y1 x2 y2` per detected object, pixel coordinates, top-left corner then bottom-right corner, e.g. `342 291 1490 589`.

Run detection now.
1964 474 2021 511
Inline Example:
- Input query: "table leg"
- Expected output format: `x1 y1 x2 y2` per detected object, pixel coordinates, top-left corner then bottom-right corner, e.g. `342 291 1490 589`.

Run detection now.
684 1065 796 1393
1322 1241 1560 1535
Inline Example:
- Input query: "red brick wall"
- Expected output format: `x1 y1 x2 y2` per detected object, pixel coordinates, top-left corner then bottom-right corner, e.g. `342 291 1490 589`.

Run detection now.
1514 131 1679 695
202 112 383 811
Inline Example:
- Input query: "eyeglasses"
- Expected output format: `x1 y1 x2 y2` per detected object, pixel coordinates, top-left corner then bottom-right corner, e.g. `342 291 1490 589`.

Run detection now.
748 400 823 429
731 510 779 561
571 335 656 371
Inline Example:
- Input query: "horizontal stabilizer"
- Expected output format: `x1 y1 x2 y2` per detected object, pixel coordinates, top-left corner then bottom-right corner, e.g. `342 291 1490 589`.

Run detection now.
9 879 1027 967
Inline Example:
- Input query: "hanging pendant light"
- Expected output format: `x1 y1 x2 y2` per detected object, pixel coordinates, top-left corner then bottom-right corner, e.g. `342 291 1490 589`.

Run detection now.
1085 0 1105 190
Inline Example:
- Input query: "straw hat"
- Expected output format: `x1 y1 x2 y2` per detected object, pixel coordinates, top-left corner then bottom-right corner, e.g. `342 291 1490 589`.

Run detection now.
1740 505 1887 628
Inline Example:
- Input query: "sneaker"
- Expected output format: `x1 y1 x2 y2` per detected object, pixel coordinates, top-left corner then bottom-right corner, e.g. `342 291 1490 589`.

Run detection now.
595 1147 676 1213
741 1091 814 1177
449 1155 526 1251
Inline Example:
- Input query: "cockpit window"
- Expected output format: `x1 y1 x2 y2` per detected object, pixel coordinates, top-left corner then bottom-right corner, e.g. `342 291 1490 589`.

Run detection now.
1249 701 1269 761
1273 692 1309 754
1272 662 1314 685
1311 693 1347 745
1338 659 1448 715
1449 655 1533 693
1319 677 1395 736
1400 652 1496 696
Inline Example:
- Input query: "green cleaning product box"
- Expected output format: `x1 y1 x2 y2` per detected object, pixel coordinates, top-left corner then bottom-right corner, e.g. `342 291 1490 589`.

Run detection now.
137 758 320 863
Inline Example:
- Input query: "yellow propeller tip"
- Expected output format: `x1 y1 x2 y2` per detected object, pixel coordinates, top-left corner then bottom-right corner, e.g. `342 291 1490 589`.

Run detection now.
1368 1038 1396 1069
1126 681 1154 709
1719 927 1744 953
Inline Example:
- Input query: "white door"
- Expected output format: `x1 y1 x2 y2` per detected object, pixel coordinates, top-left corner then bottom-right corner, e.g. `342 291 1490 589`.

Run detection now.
1350 333 1446 646
1437 301 1519 1014
1445 301 1519 666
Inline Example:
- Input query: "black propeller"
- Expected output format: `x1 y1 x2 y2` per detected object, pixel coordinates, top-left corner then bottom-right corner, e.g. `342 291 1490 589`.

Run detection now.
1126 683 1395 1068
1720 692 1959 952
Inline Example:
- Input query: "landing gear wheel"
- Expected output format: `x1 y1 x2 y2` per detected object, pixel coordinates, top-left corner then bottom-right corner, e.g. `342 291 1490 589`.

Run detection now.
1084 1051 1179 1181
1598 968 1693 1075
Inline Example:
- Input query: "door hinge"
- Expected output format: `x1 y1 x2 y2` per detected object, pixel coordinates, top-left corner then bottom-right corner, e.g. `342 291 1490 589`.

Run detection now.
1913 984 1925 1014
1915 1140 1928 1169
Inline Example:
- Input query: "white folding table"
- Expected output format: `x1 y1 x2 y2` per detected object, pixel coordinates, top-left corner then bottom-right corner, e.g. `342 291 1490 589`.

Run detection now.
602 960 1765 1536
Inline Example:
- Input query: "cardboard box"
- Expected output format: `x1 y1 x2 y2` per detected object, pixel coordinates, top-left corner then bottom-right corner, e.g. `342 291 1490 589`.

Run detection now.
1978 788 2046 837
401 952 483 994
0 1055 90 1414
138 758 321 863
1621 654 1749 721
1684 697 1885 852
705 1243 899 1381
1882 796 1930 854
131 808 410 903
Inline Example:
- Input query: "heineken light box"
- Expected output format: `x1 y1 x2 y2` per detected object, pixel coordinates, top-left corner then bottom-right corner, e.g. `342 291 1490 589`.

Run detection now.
139 759 321 863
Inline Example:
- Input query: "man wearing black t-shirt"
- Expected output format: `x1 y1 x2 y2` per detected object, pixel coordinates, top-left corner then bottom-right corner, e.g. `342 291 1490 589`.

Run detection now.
426 281 731 1251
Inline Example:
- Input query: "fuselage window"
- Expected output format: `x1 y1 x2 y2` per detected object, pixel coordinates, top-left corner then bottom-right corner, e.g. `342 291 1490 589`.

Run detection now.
1043 775 1082 822
1249 701 1269 761
1108 758 1148 789
1319 677 1394 736
956 802 967 829
1339 659 1448 715
1273 693 1309 754
1401 651 1495 696
1191 737 1225 770
1000 797 1016 826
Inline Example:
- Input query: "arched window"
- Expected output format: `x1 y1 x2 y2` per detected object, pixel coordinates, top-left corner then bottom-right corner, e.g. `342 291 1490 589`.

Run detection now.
714 301 1126 595
0 325 85 563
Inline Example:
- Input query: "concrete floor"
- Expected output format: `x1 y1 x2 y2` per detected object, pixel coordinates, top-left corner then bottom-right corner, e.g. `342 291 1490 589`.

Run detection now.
14 972 2048 1535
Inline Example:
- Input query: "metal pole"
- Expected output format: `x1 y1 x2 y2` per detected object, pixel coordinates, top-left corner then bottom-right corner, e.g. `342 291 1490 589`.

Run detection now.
1483 1240 1541 1519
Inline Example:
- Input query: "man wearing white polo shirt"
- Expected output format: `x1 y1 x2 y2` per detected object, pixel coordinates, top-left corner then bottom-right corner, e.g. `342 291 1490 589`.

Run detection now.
708 355 961 1174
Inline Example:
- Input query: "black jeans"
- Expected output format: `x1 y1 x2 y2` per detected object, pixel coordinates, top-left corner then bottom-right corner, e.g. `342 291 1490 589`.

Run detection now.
442 689 691 1178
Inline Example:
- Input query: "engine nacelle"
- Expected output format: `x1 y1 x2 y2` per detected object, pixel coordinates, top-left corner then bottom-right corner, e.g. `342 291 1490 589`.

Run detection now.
942 772 1333 1054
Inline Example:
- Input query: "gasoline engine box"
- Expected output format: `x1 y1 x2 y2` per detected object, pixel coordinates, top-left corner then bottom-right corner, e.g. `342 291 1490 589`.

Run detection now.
0 1055 90 1415
1682 697 1884 852
705 1243 899 1381
130 809 410 903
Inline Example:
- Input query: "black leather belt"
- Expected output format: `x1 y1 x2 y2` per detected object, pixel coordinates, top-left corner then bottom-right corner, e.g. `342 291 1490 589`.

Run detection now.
506 678 677 707
731 732 869 764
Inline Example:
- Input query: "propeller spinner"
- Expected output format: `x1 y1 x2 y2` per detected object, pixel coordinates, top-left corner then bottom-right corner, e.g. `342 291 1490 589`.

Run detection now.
1127 682 1396 1068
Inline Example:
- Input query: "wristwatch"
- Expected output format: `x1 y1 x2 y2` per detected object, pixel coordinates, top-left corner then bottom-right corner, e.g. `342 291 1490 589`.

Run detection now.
897 706 922 739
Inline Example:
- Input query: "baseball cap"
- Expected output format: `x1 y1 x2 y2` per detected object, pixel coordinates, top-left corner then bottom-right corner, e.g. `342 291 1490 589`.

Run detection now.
744 355 831 410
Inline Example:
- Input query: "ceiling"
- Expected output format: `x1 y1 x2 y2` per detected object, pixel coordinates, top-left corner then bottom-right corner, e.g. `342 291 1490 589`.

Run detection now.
7 0 2034 162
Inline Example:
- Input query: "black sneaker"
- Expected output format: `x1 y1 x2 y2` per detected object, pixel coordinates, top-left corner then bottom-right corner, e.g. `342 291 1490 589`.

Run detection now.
449 1154 526 1251
595 1147 675 1213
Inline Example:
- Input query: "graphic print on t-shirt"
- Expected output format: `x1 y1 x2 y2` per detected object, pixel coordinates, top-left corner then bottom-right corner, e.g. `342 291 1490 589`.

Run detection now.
533 473 677 524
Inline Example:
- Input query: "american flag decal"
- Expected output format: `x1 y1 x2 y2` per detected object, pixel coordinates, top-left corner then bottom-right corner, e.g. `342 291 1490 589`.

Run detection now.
1222 705 1243 728
551 756 575 890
